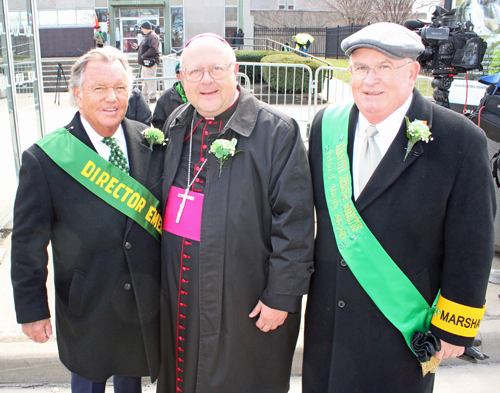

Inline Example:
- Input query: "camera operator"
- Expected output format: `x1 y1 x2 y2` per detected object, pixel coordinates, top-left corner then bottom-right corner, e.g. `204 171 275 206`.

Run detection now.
131 21 159 103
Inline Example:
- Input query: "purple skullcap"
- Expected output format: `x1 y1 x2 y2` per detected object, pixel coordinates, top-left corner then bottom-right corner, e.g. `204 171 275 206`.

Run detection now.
184 33 232 48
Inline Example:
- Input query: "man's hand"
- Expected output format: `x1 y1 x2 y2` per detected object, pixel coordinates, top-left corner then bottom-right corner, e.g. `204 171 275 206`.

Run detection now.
434 339 465 359
22 318 53 343
249 300 288 332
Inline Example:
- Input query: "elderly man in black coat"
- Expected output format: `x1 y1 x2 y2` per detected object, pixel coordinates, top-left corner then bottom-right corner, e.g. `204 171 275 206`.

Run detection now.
303 22 496 393
11 46 164 393
157 33 314 393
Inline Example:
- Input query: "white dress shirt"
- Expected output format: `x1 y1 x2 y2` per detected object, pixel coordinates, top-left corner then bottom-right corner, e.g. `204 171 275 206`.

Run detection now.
353 93 413 200
80 116 129 164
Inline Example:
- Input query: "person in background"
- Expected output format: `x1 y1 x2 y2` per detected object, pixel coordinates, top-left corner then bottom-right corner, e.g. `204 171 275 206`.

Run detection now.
151 62 187 129
94 26 105 48
234 28 244 50
293 33 314 56
126 87 153 125
11 46 164 393
302 22 496 393
132 21 160 103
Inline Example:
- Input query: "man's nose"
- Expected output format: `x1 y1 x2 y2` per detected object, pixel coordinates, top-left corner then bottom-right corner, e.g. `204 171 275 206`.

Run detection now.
200 68 215 83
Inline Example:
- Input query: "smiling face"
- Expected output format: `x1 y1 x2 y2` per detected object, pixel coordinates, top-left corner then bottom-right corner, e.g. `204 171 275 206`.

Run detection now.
73 59 129 137
180 37 238 118
350 48 420 124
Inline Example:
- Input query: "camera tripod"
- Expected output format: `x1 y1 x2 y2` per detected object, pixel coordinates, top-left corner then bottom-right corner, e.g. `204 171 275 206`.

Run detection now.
429 69 458 108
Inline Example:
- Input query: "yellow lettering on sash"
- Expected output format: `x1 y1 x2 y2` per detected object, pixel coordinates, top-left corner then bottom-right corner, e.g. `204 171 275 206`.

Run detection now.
127 192 140 208
104 177 119 194
90 167 101 182
145 206 156 222
337 226 348 240
135 197 146 212
336 142 347 174
326 150 335 174
121 187 133 202
81 161 96 177
95 171 110 188
155 215 163 233
151 211 160 227
339 173 350 202
431 295 486 338
343 203 363 232
113 183 126 199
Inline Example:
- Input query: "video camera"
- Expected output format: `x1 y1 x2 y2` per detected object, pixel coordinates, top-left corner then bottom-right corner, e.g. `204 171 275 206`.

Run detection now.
404 6 487 107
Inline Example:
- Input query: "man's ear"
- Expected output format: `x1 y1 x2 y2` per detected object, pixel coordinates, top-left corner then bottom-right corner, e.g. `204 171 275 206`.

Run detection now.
73 86 83 109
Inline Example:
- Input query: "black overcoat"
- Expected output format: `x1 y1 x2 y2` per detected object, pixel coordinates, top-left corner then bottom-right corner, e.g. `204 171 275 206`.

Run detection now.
303 90 496 393
158 87 315 392
11 113 164 382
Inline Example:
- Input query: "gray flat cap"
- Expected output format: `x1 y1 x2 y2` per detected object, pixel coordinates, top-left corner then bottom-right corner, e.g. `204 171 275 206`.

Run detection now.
341 22 424 60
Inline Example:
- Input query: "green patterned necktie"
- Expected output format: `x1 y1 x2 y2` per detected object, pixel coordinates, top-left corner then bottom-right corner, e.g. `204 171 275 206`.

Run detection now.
102 137 129 174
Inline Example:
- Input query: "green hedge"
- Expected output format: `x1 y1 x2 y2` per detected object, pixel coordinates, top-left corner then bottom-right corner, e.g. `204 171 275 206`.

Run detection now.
235 50 276 80
260 53 325 93
235 50 276 63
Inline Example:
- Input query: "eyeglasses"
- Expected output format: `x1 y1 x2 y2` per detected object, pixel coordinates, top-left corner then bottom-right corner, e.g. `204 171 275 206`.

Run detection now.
182 63 234 82
349 61 413 78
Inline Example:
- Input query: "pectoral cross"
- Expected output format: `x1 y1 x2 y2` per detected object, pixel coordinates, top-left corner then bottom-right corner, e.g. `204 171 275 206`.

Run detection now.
176 188 195 223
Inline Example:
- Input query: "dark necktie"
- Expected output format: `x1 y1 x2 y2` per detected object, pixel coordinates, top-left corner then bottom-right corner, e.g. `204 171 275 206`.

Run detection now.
102 137 129 174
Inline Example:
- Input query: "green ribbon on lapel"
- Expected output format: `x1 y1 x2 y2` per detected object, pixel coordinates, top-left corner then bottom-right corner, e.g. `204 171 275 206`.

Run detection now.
321 101 434 356
36 128 162 241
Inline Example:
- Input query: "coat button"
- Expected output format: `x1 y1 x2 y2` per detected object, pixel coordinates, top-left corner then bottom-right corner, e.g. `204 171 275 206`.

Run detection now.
307 266 314 273
340 259 347 267
125 242 132 250
124 283 132 290
338 300 346 308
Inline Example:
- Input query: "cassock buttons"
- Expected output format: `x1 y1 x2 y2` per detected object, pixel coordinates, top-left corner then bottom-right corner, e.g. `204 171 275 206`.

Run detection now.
340 259 347 267
124 283 132 290
338 300 346 308
124 242 132 250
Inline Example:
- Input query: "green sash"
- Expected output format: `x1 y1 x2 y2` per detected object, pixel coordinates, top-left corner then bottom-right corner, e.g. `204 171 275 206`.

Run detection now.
321 101 433 356
36 128 162 241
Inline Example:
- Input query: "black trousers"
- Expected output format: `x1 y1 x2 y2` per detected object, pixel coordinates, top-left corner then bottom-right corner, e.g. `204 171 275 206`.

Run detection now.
71 373 141 393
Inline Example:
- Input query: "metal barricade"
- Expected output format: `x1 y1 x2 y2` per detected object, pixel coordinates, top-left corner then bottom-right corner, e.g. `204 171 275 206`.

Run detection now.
237 62 313 123
313 66 434 118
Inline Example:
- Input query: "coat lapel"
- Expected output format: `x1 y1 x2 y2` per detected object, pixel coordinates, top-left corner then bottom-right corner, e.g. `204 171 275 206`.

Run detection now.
162 106 194 207
122 118 151 234
355 90 434 212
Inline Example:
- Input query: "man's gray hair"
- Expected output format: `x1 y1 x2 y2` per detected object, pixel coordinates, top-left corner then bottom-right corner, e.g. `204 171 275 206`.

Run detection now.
70 46 133 102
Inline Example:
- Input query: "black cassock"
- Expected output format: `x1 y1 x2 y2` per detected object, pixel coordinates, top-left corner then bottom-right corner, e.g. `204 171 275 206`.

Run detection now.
157 89 314 393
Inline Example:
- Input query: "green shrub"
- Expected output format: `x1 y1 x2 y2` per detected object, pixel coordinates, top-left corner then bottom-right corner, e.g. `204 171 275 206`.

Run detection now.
236 50 277 80
260 53 325 93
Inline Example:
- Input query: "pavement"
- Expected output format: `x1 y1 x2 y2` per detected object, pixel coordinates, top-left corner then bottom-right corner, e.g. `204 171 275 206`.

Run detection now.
1 92 500 392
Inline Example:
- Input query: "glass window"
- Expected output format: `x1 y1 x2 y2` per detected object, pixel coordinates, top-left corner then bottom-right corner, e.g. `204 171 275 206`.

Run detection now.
77 10 94 25
114 8 119 19
171 7 183 49
120 8 139 18
141 8 158 18
9 11 20 26
58 10 76 25
225 7 237 43
39 10 57 26
171 0 183 6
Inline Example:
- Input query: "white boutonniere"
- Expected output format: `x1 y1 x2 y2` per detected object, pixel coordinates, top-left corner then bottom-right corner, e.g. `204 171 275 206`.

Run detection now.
142 127 165 151
404 117 433 161
209 138 242 176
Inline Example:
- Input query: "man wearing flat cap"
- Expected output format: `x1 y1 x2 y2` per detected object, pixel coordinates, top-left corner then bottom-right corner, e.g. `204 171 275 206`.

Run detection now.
302 22 496 393
132 21 159 103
